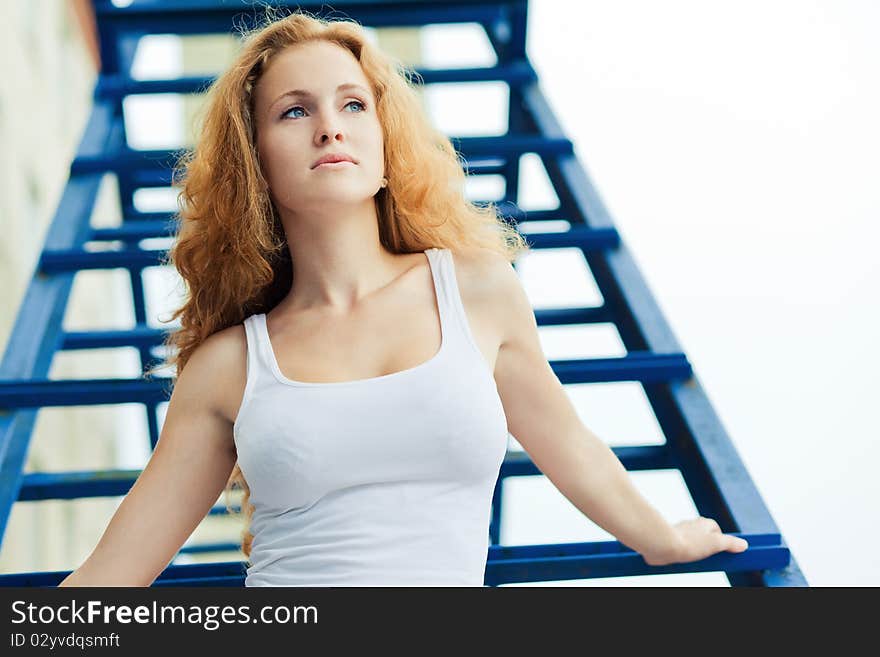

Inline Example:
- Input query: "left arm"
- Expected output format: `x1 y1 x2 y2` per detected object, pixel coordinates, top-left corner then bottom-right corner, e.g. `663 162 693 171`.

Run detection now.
481 250 747 566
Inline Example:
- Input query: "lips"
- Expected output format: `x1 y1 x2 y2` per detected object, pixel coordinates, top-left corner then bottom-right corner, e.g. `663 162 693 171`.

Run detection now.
312 153 356 168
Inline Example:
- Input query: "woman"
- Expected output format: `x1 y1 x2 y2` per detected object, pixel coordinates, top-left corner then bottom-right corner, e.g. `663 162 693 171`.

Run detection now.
60 10 747 587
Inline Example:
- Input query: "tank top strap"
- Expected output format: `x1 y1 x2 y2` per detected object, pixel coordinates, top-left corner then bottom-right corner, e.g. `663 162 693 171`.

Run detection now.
242 313 272 383
427 247 486 366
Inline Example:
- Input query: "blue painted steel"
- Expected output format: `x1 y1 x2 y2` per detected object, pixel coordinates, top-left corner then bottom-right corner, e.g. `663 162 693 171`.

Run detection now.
61 326 165 351
43 212 614 273
90 221 176 241
12 444 674 504
0 352 687 410
0 532 786 587
0 379 170 407
69 135 573 176
0 0 807 587
95 61 538 99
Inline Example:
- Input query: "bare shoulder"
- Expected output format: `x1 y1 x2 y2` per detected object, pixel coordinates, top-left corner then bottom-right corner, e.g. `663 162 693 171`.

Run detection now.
449 246 526 347
449 245 516 290
175 321 248 426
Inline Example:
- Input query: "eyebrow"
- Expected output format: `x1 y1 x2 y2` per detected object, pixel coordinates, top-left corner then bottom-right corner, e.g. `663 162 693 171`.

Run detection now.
268 83 372 112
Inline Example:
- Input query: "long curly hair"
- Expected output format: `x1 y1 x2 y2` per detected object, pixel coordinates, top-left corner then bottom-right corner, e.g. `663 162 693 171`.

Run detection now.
147 8 530 562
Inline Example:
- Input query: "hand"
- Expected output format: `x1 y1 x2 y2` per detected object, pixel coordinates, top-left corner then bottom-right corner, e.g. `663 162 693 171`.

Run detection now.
643 517 749 566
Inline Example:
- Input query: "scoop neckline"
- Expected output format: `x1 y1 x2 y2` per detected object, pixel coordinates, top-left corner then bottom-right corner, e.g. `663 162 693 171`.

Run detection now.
259 248 447 388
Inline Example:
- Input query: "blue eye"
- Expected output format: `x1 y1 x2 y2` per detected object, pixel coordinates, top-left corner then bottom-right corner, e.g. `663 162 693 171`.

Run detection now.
281 100 366 120
282 106 306 119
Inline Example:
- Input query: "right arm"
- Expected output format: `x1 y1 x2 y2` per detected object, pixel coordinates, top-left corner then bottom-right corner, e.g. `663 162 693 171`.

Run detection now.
58 327 244 587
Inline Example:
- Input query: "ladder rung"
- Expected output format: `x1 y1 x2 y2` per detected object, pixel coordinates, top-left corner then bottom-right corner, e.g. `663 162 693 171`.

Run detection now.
456 134 574 159
127 159 519 186
0 353 690 410
94 0 512 34
91 220 176 242
61 325 167 350
87 207 571 244
523 225 619 250
18 469 139 500
56 305 611 353
95 61 538 99
502 445 676 474
85 209 562 243
108 206 572 228
45 224 617 273
69 135 573 175
15 445 672 503
177 542 241 555
0 533 787 587
553 352 693 385
40 248 165 271
484 533 788 585
533 306 615 325
16 469 246 511
495 206 570 223
151 575 244 587
0 378 171 408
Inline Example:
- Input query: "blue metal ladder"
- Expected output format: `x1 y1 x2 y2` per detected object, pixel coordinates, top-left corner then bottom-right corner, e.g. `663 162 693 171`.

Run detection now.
0 0 806 586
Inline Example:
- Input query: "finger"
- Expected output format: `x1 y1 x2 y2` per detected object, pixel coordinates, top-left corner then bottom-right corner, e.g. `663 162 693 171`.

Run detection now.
726 535 749 552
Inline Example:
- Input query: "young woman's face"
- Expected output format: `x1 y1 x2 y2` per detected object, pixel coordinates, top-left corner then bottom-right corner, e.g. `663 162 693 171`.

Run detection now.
253 41 385 212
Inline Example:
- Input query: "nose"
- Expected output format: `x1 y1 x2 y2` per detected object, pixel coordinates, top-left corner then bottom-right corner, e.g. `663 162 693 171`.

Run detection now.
314 108 345 145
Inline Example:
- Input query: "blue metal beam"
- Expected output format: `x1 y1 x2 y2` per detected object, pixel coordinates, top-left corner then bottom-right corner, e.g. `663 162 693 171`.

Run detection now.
13 446 676 502
92 0 516 34
0 352 688 410
44 224 615 272
0 531 786 587
0 379 170 407
68 135 573 175
95 60 538 99
55 305 614 354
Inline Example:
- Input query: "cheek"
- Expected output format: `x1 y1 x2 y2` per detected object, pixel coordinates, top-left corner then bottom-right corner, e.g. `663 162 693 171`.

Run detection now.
258 134 304 180
362 118 383 150
368 134 385 168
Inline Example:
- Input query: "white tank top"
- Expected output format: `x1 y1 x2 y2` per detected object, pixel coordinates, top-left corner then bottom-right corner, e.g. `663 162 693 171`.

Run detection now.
233 247 510 586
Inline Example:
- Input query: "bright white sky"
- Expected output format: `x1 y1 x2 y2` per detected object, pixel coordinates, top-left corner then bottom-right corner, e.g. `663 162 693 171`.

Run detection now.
124 0 879 586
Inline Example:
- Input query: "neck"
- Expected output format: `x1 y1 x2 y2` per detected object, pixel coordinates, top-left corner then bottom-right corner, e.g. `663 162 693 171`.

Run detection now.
275 200 408 313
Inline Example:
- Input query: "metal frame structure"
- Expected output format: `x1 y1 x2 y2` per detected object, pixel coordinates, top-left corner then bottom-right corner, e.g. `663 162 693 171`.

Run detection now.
0 0 806 586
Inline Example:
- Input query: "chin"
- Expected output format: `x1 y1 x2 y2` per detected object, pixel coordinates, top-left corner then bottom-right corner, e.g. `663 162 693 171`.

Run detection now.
310 191 375 205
